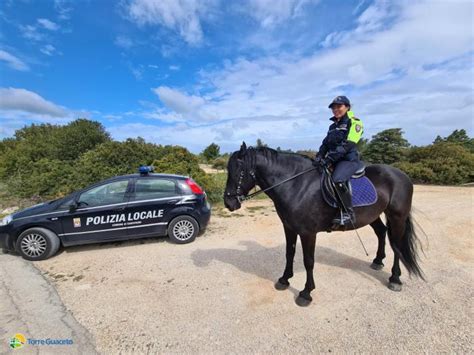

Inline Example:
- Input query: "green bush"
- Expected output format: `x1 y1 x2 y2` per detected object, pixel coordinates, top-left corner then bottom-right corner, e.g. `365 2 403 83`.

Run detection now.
152 147 225 203
392 162 434 184
199 173 226 203
73 138 165 188
397 142 474 184
6 159 74 198
211 157 228 170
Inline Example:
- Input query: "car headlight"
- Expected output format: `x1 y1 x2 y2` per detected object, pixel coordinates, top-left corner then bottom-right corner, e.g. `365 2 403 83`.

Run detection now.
0 214 13 226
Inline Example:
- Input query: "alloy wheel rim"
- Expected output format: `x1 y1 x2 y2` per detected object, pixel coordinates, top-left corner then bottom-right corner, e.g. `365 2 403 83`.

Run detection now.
21 233 47 257
173 220 194 240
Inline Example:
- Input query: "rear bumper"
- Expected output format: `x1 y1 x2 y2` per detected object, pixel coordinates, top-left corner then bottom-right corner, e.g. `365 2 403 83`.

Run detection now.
199 210 211 232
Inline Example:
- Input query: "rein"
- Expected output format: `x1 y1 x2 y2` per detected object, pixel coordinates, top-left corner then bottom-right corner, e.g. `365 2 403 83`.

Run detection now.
237 166 317 202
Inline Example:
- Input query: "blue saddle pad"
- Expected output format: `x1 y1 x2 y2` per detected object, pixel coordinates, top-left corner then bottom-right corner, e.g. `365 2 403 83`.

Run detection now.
350 176 378 207
321 173 378 208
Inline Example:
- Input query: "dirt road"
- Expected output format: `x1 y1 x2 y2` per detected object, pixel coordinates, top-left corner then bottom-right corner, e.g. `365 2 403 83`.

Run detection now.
28 185 473 353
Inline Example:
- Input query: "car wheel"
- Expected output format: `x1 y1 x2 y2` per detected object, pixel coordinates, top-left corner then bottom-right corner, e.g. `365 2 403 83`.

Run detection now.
16 227 60 261
168 216 199 244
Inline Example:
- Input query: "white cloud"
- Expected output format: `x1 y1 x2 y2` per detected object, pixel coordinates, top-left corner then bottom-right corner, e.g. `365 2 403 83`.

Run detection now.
245 0 319 28
0 88 68 117
124 0 218 45
115 35 135 49
37 18 60 31
40 44 56 56
19 24 44 41
319 2 405 49
153 86 206 119
0 50 29 71
54 0 73 21
129 64 144 80
169 64 180 71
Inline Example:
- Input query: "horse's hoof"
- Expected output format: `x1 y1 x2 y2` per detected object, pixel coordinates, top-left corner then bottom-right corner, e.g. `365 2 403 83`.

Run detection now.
295 295 312 307
370 262 384 270
274 280 289 290
388 282 402 292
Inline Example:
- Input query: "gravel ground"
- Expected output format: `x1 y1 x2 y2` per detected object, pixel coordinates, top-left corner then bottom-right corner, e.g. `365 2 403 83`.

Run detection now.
32 185 473 353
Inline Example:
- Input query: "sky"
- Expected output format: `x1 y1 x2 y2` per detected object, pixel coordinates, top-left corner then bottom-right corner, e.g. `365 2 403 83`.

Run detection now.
0 0 473 153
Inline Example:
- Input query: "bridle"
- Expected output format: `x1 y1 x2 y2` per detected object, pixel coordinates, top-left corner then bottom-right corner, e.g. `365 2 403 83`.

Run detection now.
225 158 257 202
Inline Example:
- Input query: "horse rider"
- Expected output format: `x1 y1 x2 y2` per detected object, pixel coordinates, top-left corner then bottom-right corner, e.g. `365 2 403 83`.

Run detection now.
314 95 364 226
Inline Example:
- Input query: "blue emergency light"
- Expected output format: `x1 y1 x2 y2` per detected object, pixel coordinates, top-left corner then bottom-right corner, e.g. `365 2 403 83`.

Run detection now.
139 165 154 175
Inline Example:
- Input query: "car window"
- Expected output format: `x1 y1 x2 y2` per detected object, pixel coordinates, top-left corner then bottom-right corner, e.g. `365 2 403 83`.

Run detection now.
132 178 177 201
78 180 129 207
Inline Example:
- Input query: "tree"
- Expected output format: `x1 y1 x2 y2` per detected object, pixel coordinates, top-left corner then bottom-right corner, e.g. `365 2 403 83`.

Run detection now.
433 129 474 153
201 143 220 162
296 149 316 158
364 128 410 164
357 138 369 160
52 119 110 161
256 138 267 148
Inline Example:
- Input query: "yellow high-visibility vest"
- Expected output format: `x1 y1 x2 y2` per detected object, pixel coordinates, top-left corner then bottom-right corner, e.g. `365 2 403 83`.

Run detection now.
347 110 363 144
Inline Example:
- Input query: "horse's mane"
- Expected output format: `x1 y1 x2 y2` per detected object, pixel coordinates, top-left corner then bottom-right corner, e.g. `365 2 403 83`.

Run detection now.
253 146 314 163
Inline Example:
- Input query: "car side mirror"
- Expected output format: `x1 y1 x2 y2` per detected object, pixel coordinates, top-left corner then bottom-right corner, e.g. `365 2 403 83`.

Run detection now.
69 203 78 213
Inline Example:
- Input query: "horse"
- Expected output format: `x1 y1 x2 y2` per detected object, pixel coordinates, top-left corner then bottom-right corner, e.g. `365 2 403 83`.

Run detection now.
224 142 424 307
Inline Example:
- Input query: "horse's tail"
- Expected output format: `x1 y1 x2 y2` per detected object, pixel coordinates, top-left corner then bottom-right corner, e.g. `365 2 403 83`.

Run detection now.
388 212 425 280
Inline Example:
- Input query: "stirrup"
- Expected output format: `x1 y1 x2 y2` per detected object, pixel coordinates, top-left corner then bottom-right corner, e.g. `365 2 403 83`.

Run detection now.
332 210 354 226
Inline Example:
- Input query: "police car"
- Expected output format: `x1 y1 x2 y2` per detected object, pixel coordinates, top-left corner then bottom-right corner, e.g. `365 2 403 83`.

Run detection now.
0 166 211 260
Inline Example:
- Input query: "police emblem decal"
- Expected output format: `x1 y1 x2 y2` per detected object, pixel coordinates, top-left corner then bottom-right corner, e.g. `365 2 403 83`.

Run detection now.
355 124 362 132
73 218 81 228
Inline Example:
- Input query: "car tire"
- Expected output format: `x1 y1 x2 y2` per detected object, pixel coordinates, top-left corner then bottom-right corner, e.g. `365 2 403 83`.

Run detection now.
16 227 60 261
167 215 199 244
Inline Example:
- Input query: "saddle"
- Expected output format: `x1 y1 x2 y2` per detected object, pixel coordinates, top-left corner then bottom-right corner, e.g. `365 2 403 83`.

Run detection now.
321 163 378 208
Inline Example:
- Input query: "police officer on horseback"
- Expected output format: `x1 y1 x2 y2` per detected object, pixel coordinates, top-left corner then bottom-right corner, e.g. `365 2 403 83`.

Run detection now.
315 95 364 226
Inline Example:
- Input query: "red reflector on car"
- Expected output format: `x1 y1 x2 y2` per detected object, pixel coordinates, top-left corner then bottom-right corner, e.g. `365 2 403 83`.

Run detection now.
185 178 204 194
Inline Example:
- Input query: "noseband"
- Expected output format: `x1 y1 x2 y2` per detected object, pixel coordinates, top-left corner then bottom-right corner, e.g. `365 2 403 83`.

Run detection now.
226 166 256 202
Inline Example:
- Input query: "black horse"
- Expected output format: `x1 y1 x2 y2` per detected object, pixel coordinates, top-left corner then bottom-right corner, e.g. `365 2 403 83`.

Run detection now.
224 142 424 307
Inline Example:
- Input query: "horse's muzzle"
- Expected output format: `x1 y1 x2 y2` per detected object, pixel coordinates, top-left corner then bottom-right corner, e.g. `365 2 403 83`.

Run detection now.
224 196 241 211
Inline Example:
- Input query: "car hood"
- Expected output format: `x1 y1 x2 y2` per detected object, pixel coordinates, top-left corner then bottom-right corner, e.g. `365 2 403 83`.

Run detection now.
12 200 59 219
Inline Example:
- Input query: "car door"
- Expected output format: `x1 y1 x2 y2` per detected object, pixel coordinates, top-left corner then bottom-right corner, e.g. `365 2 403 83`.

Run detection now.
58 179 132 245
125 177 181 238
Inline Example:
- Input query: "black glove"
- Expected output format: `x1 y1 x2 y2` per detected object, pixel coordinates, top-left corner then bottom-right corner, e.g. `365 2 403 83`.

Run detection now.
313 156 322 166
320 158 331 168
313 156 329 167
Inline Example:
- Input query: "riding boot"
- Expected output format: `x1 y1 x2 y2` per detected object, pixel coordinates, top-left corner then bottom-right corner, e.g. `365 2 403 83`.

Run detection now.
332 182 356 226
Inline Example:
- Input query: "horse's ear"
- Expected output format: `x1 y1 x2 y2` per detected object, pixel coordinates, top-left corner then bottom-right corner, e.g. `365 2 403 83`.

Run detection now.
238 141 247 158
